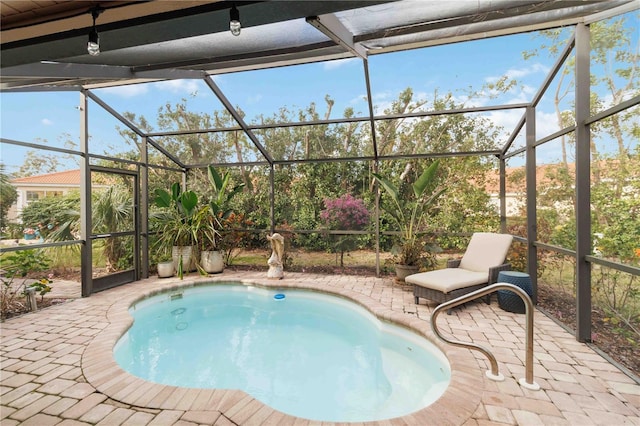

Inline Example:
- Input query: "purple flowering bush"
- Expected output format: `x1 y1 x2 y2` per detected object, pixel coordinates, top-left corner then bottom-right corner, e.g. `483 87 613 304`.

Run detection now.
320 194 370 267
320 194 369 230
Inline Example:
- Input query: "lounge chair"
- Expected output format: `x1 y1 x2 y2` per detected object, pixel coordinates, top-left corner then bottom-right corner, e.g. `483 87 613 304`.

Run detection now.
407 232 513 307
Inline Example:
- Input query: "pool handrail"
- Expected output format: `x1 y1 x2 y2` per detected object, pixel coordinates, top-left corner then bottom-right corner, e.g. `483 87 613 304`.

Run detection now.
430 282 540 390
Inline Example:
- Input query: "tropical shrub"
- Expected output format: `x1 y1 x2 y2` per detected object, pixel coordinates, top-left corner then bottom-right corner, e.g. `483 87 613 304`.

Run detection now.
319 194 370 267
0 164 17 230
20 191 80 240
0 249 53 319
373 160 445 267
219 212 254 265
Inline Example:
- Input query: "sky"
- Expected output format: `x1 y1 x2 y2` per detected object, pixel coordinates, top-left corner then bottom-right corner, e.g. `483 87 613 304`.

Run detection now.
1 10 638 175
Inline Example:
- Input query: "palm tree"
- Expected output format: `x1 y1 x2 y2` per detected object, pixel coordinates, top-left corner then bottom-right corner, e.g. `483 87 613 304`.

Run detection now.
38 186 133 272
92 186 132 271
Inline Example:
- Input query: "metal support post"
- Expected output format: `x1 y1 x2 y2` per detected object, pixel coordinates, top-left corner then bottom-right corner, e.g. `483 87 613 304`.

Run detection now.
575 23 592 342
363 58 381 277
140 137 149 279
525 106 538 304
80 91 93 297
270 164 275 234
499 158 507 233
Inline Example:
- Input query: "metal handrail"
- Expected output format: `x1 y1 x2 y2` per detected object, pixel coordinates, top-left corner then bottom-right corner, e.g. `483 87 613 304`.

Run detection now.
431 283 540 390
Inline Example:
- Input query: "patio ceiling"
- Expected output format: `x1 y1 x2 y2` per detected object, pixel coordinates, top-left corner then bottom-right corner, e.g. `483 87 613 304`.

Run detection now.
1 0 636 91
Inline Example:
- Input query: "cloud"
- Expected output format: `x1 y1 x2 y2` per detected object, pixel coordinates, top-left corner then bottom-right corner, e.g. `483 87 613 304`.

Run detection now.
599 89 638 110
349 94 367 106
246 94 263 104
373 90 393 101
323 57 359 71
100 80 204 98
504 88 531 104
101 84 149 98
153 79 202 95
535 110 561 139
41 118 53 126
368 91 395 114
488 109 525 133
485 62 550 84
479 108 563 157
522 84 536 96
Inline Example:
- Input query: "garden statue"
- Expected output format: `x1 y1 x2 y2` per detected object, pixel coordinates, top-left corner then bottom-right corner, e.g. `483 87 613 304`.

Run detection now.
267 233 285 279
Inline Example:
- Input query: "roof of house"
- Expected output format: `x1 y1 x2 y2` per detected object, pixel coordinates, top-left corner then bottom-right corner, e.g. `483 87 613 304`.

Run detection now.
11 169 80 185
484 163 578 194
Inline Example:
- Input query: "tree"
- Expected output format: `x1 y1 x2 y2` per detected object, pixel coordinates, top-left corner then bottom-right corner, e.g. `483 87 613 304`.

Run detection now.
519 13 639 241
92 186 133 272
522 13 639 191
14 135 78 178
373 89 504 250
112 86 506 256
0 164 17 229
17 150 62 177
518 15 640 353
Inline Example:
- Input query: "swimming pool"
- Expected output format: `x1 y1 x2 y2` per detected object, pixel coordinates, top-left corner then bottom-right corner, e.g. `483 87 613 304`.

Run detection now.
114 283 451 422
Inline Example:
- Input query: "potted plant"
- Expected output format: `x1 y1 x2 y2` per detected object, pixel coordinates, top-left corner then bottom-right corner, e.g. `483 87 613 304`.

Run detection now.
151 183 199 279
156 258 175 278
373 160 446 281
23 227 36 240
155 245 175 278
196 165 244 273
195 205 224 273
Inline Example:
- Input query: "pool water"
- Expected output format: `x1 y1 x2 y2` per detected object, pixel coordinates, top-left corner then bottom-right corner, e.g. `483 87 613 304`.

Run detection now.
114 284 450 422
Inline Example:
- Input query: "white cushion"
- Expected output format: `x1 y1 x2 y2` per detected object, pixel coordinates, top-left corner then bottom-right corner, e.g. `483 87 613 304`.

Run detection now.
458 232 513 273
406 268 488 293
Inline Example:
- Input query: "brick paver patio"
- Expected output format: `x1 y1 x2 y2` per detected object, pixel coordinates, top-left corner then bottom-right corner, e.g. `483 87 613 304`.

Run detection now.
1 271 639 425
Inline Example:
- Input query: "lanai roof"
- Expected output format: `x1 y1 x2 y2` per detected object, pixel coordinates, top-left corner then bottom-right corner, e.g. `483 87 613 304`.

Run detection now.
1 0 636 91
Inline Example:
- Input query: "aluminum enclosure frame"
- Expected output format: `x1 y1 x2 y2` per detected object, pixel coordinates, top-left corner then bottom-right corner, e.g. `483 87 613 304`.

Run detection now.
1 1 639 344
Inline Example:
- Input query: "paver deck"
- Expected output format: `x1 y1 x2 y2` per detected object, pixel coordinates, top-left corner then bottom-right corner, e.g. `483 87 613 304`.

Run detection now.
1 271 639 425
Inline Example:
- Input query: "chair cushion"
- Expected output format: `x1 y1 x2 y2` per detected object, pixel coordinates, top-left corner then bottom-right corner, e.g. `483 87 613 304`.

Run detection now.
458 232 513 273
406 268 488 293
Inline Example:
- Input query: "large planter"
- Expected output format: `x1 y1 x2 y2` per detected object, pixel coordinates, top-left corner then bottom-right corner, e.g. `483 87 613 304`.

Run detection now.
395 264 419 282
200 250 224 274
157 261 175 278
172 245 194 274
